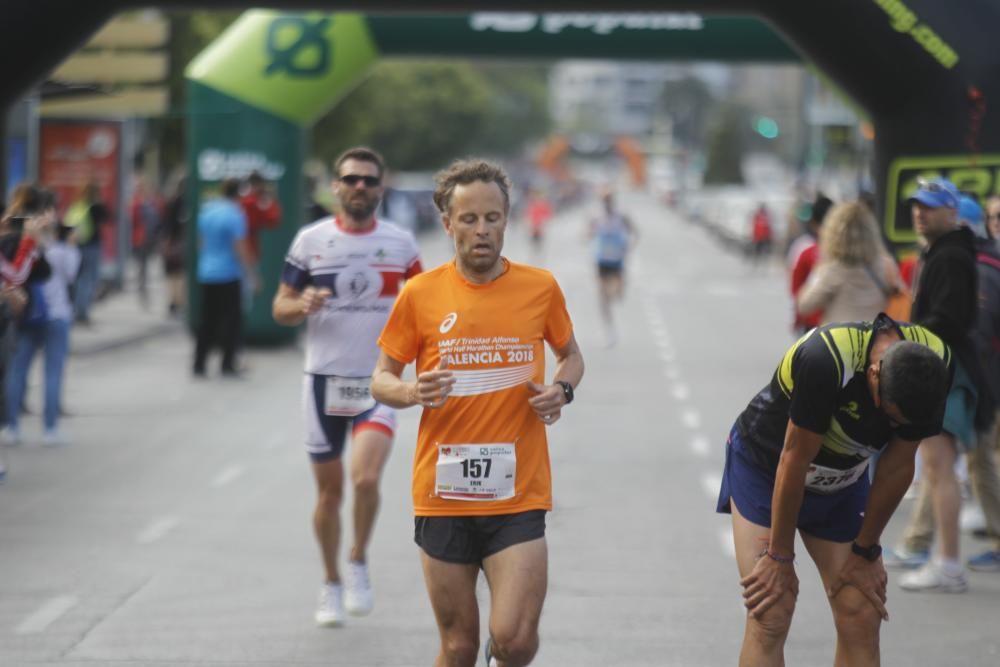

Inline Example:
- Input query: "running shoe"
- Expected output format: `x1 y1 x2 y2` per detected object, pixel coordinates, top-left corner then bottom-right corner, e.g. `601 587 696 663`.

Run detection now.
315 582 346 627
960 503 986 534
882 546 929 570
344 561 374 616
966 550 1000 572
1 428 21 448
899 562 968 593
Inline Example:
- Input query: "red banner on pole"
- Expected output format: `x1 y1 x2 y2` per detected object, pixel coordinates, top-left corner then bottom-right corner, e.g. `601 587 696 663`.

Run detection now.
39 120 121 262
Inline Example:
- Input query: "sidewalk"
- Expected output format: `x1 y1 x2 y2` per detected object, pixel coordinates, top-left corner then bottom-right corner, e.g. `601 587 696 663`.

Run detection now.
70 270 184 357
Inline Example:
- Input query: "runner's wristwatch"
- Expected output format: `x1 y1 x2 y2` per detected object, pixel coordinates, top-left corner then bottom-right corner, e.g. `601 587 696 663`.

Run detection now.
851 542 882 562
556 381 574 405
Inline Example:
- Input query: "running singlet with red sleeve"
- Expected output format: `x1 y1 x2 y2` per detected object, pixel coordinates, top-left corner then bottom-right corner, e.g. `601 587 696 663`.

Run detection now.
281 217 422 376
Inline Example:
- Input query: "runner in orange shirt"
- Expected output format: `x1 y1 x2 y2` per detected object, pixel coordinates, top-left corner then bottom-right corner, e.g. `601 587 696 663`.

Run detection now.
372 159 584 667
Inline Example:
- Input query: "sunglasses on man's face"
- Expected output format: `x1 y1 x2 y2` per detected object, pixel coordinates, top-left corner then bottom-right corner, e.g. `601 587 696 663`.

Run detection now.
339 174 381 188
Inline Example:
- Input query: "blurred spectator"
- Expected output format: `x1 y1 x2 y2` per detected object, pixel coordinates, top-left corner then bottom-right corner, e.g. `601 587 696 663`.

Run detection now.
161 174 188 317
788 193 833 333
194 178 255 378
129 177 164 308
890 178 980 593
0 185 55 447
797 201 903 325
986 195 1000 241
748 203 773 271
525 189 554 253
241 170 281 262
240 171 280 314
65 182 109 325
4 189 79 447
304 174 330 225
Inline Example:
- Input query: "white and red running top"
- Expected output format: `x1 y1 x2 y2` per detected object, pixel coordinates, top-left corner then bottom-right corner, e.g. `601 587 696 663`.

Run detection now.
281 217 422 376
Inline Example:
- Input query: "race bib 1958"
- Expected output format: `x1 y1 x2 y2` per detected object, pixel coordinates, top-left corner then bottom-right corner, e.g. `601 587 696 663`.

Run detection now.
324 375 376 417
435 443 516 501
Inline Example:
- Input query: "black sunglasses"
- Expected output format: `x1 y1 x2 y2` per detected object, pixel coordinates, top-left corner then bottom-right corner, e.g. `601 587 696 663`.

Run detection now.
339 174 381 187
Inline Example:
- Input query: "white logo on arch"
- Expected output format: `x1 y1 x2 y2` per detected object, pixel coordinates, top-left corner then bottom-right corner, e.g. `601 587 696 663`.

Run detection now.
440 312 458 333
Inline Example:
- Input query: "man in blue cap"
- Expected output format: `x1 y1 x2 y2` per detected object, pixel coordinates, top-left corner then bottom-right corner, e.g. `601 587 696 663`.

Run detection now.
885 177 983 592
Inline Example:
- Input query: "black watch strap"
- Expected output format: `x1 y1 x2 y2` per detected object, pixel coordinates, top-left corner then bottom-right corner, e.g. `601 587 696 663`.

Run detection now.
851 542 882 562
556 380 574 405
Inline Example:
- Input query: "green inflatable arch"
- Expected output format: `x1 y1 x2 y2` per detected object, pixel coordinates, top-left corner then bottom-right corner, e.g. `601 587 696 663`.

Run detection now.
185 10 798 343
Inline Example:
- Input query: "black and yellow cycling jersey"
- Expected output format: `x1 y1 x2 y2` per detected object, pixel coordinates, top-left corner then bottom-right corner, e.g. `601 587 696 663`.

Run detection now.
735 314 951 477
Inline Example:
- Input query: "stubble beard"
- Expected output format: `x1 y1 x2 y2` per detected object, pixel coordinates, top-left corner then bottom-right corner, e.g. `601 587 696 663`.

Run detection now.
342 195 379 222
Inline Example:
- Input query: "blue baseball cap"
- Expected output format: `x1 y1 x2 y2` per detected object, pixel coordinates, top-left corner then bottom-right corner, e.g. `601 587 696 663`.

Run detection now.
909 177 960 209
958 194 987 237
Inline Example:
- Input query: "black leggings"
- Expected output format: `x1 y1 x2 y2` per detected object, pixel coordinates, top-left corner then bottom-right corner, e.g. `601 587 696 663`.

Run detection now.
194 280 241 373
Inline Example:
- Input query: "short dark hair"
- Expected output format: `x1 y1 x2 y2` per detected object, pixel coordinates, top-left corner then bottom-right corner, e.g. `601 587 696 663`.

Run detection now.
811 193 834 226
221 178 241 199
881 341 950 424
432 159 511 215
247 170 265 186
334 147 385 179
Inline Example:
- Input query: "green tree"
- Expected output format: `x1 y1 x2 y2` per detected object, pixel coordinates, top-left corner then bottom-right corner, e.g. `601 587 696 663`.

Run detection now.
311 60 551 170
311 61 492 171
467 62 551 158
703 104 748 185
157 11 240 171
658 75 714 148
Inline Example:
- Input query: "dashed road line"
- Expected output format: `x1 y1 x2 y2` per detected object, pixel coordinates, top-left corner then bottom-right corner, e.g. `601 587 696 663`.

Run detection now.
690 434 710 457
137 516 180 545
672 384 690 401
683 408 701 429
16 596 79 635
211 465 245 488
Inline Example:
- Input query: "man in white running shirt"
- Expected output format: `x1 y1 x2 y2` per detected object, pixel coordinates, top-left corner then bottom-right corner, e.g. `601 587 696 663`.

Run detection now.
272 147 422 627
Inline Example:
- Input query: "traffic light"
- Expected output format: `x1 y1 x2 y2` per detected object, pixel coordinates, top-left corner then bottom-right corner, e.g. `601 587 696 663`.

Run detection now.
753 116 779 139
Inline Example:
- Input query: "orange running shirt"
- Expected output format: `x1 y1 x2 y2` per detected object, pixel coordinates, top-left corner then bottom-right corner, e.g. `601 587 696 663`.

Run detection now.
378 258 574 516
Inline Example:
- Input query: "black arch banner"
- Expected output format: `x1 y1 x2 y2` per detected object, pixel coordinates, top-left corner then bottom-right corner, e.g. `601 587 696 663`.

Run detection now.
3 0 999 241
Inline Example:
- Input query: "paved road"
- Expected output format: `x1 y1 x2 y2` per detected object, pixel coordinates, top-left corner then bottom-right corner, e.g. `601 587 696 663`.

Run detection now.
2 190 998 666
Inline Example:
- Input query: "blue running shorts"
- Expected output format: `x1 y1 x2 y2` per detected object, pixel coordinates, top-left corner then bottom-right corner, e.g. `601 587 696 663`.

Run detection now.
716 425 869 543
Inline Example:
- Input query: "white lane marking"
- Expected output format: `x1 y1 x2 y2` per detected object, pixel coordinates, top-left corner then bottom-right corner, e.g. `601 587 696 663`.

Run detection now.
211 465 244 488
682 409 701 429
137 516 180 544
672 384 690 401
16 596 79 635
690 434 710 457
705 284 741 298
718 527 736 559
665 366 680 381
658 348 676 363
265 434 284 450
702 472 722 498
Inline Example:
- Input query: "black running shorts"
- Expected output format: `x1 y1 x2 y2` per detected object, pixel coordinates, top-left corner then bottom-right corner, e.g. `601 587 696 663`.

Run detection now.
414 510 546 564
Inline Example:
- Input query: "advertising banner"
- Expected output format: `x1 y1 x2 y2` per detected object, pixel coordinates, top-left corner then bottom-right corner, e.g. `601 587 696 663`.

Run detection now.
38 120 121 264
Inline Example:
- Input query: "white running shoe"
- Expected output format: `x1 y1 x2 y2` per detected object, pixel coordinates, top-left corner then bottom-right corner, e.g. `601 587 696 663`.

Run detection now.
899 562 968 593
42 430 68 448
315 583 346 627
960 503 987 534
344 561 374 616
1 428 21 448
